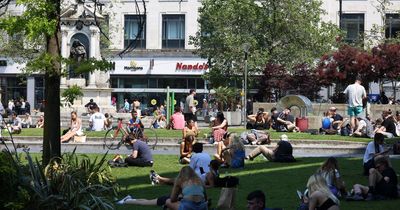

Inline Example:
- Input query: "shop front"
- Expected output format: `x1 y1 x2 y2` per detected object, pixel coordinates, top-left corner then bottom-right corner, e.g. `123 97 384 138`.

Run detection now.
110 57 209 112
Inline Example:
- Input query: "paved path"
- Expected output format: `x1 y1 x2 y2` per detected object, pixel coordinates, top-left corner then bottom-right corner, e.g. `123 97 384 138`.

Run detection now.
1 136 369 157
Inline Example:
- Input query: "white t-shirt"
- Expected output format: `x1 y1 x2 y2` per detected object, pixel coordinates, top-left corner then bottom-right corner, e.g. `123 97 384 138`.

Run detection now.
89 112 106 131
363 141 384 163
343 83 366 107
190 152 211 182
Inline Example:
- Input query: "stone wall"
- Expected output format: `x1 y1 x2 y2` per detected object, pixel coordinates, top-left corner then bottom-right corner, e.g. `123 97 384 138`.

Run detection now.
253 103 400 130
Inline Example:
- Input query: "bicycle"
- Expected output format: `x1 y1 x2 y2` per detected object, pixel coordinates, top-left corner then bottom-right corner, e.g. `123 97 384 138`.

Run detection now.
103 118 158 150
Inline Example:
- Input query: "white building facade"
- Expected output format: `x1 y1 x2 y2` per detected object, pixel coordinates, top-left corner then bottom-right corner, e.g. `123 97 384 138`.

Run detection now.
1 0 400 111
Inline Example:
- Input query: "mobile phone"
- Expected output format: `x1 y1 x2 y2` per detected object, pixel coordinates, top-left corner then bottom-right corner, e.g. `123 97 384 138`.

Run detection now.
200 167 205 174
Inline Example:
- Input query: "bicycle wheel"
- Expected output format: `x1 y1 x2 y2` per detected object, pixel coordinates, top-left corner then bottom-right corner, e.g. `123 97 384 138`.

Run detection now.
103 127 124 150
143 128 158 150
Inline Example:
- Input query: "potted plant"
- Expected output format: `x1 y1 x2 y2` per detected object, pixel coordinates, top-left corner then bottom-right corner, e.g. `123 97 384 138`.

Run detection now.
211 87 242 125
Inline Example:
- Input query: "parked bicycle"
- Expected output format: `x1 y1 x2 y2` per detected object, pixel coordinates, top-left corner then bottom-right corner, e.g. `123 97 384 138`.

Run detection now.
103 117 158 150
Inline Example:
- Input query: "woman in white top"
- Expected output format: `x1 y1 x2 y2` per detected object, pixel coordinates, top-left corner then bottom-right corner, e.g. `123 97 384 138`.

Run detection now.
317 157 346 197
61 111 83 142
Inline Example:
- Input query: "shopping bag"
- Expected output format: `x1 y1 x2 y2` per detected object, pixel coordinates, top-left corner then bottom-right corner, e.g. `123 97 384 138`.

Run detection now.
216 187 236 210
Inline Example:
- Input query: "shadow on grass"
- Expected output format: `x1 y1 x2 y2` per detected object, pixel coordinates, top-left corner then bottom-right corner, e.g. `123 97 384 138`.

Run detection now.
113 156 400 210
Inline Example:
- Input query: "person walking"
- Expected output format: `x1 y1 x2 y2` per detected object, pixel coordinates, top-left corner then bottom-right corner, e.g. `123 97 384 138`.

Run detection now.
184 89 196 122
343 76 367 135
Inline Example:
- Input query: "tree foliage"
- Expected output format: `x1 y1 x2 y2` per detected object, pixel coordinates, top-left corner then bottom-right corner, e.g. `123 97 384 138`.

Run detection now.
191 0 340 87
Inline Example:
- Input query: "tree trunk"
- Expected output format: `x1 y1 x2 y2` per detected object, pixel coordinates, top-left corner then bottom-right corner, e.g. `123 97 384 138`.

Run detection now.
42 33 61 165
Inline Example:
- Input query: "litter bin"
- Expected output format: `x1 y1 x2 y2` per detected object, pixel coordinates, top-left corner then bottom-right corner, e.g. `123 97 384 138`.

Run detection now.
296 117 308 132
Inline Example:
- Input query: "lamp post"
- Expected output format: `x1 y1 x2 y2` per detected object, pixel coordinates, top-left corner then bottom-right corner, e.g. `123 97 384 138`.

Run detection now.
242 43 250 127
339 0 342 29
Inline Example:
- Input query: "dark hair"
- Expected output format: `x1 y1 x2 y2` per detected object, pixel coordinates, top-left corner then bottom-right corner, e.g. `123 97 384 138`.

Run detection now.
186 119 194 125
71 111 77 115
185 135 194 143
175 106 181 112
223 132 232 140
189 89 196 94
355 75 362 82
216 112 225 122
247 190 265 208
105 113 109 118
209 159 220 170
270 107 277 112
375 157 389 167
374 133 385 153
258 108 265 112
192 143 203 153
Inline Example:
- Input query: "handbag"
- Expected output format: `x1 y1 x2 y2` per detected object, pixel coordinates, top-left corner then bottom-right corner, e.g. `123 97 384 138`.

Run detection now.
216 187 236 210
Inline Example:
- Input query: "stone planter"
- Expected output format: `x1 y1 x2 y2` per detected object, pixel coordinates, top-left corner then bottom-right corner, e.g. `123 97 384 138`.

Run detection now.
223 111 242 126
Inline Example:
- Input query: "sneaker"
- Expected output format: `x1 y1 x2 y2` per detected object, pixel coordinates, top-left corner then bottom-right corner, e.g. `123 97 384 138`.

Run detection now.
150 170 159 185
116 195 132 205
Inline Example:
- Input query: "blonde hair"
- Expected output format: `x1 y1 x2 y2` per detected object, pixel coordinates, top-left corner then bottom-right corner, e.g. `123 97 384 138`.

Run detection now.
307 173 339 205
176 166 202 185
229 134 245 151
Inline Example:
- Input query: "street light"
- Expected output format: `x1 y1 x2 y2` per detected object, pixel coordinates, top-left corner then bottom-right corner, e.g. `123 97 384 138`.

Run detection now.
242 43 250 127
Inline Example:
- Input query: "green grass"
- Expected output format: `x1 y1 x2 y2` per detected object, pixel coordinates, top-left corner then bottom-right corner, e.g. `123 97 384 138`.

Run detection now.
109 155 400 210
12 128 382 142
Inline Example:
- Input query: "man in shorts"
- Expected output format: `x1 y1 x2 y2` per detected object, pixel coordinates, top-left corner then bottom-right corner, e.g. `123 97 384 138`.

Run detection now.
343 77 366 135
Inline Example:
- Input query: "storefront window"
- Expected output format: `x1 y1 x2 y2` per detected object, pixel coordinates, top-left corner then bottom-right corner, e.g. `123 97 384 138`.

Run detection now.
188 78 196 89
34 77 44 109
149 78 157 88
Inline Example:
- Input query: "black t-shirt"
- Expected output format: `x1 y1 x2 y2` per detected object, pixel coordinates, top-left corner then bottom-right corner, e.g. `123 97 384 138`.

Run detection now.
274 140 295 162
133 140 153 162
275 112 287 131
270 113 279 129
376 167 398 197
331 114 343 130
382 118 397 137
253 120 269 130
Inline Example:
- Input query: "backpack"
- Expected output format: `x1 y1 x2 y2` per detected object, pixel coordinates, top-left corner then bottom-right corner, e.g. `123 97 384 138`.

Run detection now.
215 176 239 188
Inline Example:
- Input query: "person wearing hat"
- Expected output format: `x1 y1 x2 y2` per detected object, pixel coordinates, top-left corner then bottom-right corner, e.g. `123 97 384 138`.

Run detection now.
246 134 295 162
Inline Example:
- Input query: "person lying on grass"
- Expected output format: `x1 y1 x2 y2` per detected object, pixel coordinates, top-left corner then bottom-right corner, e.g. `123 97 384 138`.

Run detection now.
246 134 295 163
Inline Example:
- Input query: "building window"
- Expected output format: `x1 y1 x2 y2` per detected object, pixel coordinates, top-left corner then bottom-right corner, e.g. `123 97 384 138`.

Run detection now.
124 15 146 49
162 15 185 49
386 14 400 38
341 14 364 43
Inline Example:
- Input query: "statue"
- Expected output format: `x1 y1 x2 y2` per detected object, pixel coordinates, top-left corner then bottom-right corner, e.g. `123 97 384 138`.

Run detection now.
69 40 87 78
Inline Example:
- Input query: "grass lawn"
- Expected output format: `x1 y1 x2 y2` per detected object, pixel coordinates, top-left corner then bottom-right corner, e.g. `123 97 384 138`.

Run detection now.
12 128 385 143
110 155 400 210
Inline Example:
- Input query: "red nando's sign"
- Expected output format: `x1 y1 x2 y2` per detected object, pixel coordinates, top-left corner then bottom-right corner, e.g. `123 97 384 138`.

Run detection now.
176 62 209 71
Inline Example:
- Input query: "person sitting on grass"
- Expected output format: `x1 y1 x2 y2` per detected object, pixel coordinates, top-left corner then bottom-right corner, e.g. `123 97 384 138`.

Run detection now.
348 157 398 201
246 190 281 210
125 133 154 167
60 111 83 143
212 112 228 142
170 106 185 130
36 115 44 128
89 106 106 131
128 111 144 136
180 136 194 164
376 109 398 138
352 117 374 138
9 112 22 134
214 132 233 166
275 108 299 132
183 119 199 142
329 107 345 132
246 134 295 163
166 166 208 210
247 110 270 130
362 133 391 176
306 173 340 210
190 143 212 181
317 157 347 198
21 113 32 128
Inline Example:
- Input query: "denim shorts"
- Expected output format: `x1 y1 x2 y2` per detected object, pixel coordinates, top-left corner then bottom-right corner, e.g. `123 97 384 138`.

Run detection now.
178 199 207 210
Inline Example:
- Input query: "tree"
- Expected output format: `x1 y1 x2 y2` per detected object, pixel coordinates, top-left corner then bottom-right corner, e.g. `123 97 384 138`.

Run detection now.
372 43 400 100
315 45 375 102
190 0 340 87
0 0 133 165
258 63 323 102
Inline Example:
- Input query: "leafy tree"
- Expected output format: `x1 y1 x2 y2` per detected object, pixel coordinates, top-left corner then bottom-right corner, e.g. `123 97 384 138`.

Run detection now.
372 43 400 100
0 0 116 165
61 85 83 105
316 45 375 89
191 0 340 88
